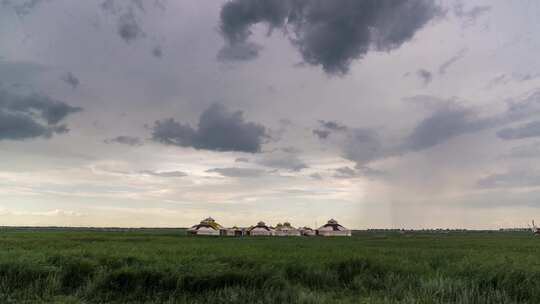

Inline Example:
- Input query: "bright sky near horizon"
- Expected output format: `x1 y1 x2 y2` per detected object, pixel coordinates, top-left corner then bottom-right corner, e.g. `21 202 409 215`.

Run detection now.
1 0 540 229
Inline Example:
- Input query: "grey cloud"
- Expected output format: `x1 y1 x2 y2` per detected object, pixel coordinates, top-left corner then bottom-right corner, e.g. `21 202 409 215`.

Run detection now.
219 0 442 74
217 42 261 61
402 104 487 151
152 103 267 153
334 166 357 179
256 151 308 171
478 171 540 189
235 157 249 163
313 120 347 139
333 165 386 179
0 90 81 140
312 129 330 139
497 121 540 140
502 142 540 159
206 167 266 178
61 72 80 89
313 119 387 165
101 0 150 43
1 0 47 17
438 48 466 75
454 3 491 26
326 92 540 166
117 11 144 43
416 69 432 85
342 128 384 165
486 73 540 89
319 120 347 132
152 46 163 58
139 170 187 178
402 91 540 152
104 135 143 146
0 60 48 85
309 173 323 180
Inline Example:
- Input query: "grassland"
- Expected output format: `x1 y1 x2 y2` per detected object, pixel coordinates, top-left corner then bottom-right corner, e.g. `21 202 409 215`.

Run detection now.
0 229 539 303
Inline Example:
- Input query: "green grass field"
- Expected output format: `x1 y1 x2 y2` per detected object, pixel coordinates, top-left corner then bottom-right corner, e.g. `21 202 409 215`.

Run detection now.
0 229 539 303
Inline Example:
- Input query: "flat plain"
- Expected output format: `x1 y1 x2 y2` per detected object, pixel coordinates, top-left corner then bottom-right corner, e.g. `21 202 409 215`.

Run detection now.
0 229 539 303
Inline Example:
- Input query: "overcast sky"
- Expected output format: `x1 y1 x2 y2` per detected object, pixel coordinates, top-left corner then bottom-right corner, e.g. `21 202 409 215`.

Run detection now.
1 0 540 229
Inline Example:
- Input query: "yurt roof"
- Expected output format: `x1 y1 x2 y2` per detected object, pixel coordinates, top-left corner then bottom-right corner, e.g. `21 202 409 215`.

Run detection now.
248 221 271 231
199 217 222 229
189 223 219 231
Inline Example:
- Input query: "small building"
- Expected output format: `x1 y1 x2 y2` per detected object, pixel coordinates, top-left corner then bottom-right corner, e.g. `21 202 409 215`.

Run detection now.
299 226 316 236
274 222 301 236
248 221 273 236
317 219 351 237
187 217 222 236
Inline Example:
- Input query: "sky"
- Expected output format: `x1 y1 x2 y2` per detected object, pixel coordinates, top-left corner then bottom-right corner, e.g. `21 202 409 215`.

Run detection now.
1 0 540 229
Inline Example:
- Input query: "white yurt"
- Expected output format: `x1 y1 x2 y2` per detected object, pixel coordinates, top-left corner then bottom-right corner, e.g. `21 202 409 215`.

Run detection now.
274 222 301 236
316 219 351 236
299 226 316 236
187 217 222 236
248 221 273 236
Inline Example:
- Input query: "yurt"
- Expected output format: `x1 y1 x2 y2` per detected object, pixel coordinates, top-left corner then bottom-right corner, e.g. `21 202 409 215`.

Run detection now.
248 221 273 236
299 226 316 236
187 217 222 236
316 219 351 236
274 222 301 236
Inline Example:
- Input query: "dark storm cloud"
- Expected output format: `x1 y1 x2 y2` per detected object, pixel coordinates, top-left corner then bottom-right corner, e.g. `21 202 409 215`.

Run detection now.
61 72 80 89
139 170 187 178
438 48 467 75
152 104 267 153
497 121 540 140
206 167 266 178
218 0 442 74
416 69 432 85
104 135 143 146
0 90 81 140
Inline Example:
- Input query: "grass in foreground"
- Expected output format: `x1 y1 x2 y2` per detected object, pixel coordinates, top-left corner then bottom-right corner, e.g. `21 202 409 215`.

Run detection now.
0 230 539 303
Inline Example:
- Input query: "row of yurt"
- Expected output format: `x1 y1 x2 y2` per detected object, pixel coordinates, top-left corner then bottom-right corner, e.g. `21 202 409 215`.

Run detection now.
188 218 351 237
